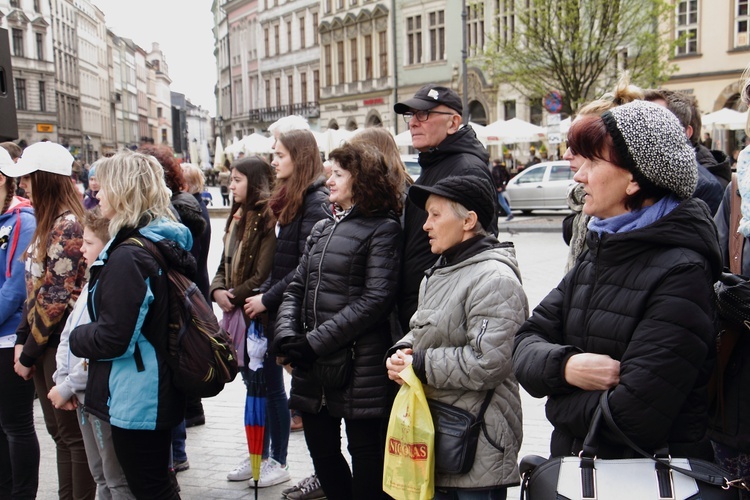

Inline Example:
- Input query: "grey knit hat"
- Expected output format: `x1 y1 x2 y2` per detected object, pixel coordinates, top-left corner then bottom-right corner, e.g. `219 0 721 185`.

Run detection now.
601 100 697 199
409 175 496 230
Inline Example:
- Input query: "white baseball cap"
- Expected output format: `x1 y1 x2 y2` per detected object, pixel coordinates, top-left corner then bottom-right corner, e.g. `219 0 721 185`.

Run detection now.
3 141 74 177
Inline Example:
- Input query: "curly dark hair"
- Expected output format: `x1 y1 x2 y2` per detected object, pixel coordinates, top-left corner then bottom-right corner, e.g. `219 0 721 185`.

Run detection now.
137 144 185 196
328 143 402 216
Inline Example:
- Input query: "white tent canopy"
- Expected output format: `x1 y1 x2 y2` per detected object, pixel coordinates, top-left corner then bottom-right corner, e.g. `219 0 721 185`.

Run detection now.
702 108 748 130
484 118 547 144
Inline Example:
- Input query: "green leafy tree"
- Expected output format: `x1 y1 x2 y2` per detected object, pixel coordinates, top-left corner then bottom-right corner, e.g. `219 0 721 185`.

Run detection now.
480 0 680 114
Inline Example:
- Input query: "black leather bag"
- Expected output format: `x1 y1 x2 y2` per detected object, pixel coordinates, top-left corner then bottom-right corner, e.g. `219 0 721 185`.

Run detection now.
427 391 493 475
519 391 746 499
312 345 354 389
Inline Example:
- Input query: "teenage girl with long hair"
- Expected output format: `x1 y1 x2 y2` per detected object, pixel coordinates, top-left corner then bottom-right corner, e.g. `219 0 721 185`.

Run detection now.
10 142 95 499
234 130 328 488
0 146 38 499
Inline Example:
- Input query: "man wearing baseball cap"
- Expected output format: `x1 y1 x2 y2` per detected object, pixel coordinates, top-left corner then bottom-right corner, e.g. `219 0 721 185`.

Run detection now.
394 83 498 333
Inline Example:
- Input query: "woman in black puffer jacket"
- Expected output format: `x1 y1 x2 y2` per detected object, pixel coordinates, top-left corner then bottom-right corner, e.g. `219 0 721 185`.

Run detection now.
513 101 722 462
273 143 402 500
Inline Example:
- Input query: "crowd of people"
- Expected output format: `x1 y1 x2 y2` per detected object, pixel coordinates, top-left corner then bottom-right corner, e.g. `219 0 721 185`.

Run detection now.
0 75 749 500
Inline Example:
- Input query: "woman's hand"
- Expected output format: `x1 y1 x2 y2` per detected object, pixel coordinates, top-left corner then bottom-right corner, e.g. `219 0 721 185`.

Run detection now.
564 352 620 391
244 294 267 318
386 348 414 386
14 360 34 381
213 289 235 313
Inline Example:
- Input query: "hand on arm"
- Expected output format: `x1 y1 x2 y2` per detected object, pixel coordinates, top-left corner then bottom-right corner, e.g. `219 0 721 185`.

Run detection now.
244 294 267 318
48 386 77 410
386 348 413 385
564 352 620 391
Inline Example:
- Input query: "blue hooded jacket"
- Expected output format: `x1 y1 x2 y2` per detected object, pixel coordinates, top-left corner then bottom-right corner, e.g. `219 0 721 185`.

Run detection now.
70 218 192 430
0 201 35 340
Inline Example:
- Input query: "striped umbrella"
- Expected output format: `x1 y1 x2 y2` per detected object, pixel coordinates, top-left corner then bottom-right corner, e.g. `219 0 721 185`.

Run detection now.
245 320 268 498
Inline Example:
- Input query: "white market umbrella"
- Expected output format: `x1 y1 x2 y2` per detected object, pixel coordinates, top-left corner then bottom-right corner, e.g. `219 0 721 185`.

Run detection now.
189 141 200 165
394 129 412 147
702 108 748 130
214 136 225 168
319 128 356 155
485 118 547 144
238 133 274 155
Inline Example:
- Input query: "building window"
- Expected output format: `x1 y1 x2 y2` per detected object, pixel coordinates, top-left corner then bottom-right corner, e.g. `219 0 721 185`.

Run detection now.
34 0 40 12
265 79 271 106
12 29 23 58
406 15 422 65
274 25 280 55
301 72 308 104
287 20 292 52
288 75 294 103
324 44 332 86
313 13 319 45
9 0 18 7
313 70 320 100
429 10 445 61
264 28 270 57
503 100 516 120
275 78 281 107
364 35 373 80
39 80 46 112
337 41 345 83
737 0 750 46
324 0 331 14
350 38 358 81
337 0 344 9
300 16 306 49
529 98 543 125
162 129 167 143
467 2 485 56
157 107 162 118
675 0 698 54
15 79 26 111
36 32 44 60
495 0 516 46
379 31 388 77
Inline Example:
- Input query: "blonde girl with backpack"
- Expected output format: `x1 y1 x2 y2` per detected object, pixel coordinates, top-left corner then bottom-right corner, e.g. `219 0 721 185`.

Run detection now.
69 150 191 499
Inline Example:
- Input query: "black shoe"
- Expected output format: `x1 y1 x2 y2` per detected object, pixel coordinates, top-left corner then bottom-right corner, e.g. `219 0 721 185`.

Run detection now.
174 459 190 473
185 414 205 428
169 468 181 493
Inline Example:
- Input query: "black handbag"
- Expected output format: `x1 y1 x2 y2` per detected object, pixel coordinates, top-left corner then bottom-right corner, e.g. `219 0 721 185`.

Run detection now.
519 391 746 499
427 391 493 475
312 345 354 389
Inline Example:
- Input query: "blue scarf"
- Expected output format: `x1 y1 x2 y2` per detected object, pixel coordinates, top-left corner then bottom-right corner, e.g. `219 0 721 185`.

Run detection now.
588 195 681 235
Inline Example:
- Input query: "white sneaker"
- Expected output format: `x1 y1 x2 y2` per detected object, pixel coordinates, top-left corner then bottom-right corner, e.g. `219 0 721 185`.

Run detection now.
227 457 252 481
253 458 291 488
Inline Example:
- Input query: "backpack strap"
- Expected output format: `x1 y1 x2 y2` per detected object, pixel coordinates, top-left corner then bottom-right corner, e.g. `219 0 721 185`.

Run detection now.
729 173 744 274
125 237 169 271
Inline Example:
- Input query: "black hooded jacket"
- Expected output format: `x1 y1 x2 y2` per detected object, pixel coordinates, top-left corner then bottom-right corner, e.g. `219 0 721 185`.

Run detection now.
695 144 732 189
513 198 722 459
398 126 495 332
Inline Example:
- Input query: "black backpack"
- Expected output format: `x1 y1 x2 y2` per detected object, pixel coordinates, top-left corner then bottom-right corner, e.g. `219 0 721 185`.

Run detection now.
126 237 239 398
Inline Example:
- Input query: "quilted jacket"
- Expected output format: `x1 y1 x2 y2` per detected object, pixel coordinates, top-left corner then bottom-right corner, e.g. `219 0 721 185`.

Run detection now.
275 207 402 420
395 236 527 489
513 197 722 460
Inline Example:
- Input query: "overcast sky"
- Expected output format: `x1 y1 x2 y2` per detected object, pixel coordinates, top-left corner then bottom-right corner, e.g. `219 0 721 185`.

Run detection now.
92 0 217 116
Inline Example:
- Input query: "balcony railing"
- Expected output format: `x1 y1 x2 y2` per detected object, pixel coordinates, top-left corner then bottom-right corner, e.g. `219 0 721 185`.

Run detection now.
249 102 320 122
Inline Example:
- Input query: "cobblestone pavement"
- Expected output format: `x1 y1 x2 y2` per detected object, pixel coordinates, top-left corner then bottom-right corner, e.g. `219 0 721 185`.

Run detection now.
34 207 565 499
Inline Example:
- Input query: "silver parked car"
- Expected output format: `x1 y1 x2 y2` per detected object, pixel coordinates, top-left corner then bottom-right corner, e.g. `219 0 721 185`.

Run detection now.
401 154 420 181
504 161 575 214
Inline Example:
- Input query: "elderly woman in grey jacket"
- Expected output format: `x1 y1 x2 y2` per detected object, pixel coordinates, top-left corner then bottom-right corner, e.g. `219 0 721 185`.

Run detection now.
386 175 527 500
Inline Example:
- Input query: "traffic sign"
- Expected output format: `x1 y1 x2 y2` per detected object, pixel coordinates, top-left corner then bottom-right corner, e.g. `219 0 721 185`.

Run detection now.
544 91 563 114
548 133 562 145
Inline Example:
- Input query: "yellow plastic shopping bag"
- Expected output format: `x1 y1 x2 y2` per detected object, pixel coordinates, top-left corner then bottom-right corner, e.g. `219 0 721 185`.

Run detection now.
383 365 435 500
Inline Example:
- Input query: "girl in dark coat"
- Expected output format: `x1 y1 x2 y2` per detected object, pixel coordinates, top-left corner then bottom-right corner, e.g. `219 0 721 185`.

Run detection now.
274 143 402 500
513 101 722 461
238 130 328 487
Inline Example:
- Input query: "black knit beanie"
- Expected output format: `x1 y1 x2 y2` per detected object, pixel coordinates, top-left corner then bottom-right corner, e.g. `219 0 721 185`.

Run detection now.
408 175 496 230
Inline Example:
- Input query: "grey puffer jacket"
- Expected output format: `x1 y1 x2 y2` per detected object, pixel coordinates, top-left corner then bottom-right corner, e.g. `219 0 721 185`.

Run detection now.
394 236 527 490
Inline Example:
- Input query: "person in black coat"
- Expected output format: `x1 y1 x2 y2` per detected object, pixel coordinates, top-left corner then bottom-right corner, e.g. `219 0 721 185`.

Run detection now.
513 101 722 461
273 143 402 500
241 129 328 486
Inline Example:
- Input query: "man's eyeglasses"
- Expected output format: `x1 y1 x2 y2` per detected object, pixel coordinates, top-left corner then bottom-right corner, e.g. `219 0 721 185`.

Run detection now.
402 110 456 123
